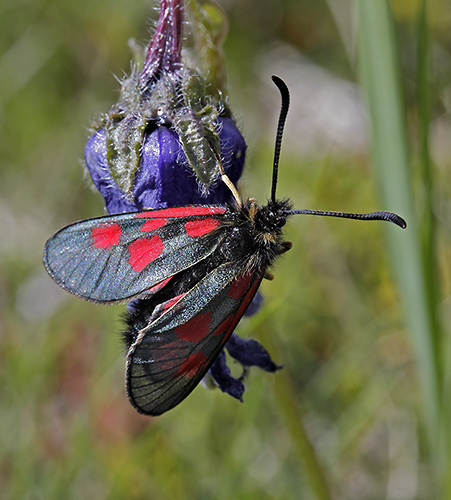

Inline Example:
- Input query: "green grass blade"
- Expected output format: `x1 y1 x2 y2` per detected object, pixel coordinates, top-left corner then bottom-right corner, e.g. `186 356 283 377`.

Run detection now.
357 0 442 456
417 0 451 493
260 323 332 500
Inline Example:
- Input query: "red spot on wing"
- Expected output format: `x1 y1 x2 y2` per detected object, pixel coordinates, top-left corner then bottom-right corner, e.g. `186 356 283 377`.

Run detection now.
235 274 262 319
217 273 263 346
152 293 186 319
185 218 221 238
215 275 260 342
152 339 186 370
91 223 122 249
141 218 168 232
145 276 173 294
177 352 209 378
175 312 212 342
135 206 226 218
128 234 164 272
214 315 235 338
159 294 185 314
135 212 155 218
228 272 254 300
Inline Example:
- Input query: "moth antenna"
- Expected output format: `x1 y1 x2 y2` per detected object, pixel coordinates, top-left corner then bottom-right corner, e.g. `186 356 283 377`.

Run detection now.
271 76 290 203
286 209 407 229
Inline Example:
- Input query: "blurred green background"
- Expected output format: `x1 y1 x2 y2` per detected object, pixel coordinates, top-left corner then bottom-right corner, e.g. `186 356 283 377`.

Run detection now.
1 0 451 498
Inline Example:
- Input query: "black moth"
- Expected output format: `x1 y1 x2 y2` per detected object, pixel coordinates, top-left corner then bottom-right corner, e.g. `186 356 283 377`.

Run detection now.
43 76 406 415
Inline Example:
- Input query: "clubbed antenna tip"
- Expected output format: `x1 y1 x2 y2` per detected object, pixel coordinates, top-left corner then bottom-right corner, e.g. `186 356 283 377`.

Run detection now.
287 209 407 229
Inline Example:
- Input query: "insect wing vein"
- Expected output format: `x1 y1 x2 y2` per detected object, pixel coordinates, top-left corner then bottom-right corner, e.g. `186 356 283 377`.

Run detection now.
43 208 227 303
125 262 264 415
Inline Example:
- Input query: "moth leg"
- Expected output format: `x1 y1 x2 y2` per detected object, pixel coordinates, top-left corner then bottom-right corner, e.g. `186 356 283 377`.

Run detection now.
276 241 292 255
264 270 274 281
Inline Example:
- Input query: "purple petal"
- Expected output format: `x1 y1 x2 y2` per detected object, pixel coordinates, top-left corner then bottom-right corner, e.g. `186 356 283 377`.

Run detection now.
135 117 246 208
85 116 246 214
84 129 139 214
226 333 282 372
209 350 245 401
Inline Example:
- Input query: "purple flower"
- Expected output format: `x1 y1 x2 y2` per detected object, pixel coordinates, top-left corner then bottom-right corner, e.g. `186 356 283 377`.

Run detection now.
84 0 280 403
85 116 245 214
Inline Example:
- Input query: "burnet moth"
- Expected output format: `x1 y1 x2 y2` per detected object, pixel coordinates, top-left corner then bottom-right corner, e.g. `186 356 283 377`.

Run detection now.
43 76 406 416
